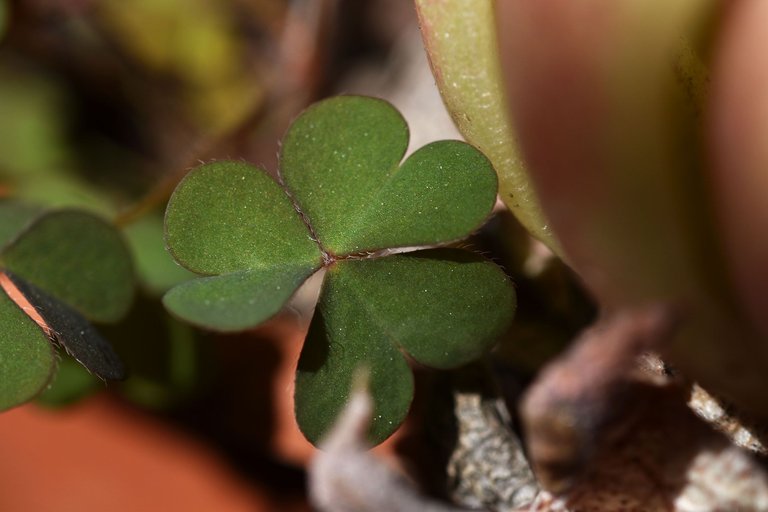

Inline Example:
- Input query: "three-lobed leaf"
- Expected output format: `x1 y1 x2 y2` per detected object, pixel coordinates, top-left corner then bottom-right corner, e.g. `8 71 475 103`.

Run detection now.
0 204 135 408
295 249 515 444
163 96 515 445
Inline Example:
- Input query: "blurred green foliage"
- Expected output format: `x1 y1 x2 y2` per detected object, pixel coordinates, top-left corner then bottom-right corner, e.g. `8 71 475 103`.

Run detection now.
0 0 593 452
0 69 112 212
0 203 135 408
0 1 6 41
0 0 287 411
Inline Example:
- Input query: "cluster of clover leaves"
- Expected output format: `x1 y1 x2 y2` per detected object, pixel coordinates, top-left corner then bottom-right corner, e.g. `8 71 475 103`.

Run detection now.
163 96 516 444
0 202 135 410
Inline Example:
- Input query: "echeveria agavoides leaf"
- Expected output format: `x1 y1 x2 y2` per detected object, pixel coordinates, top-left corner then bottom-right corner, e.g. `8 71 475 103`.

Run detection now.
1 210 135 323
0 273 56 411
6 271 125 380
494 3 768 415
295 249 515 444
163 161 323 330
415 0 560 254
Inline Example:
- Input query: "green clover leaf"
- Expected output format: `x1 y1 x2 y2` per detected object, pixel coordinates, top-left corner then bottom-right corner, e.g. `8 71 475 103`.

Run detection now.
0 202 136 410
163 96 515 444
296 250 514 444
280 96 498 254
164 161 324 330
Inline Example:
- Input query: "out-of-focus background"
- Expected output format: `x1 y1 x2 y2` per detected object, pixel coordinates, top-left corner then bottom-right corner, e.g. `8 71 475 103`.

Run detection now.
0 1 599 509
0 0 466 510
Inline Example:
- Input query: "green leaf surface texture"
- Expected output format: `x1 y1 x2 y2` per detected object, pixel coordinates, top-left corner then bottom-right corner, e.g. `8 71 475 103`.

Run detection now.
335 249 515 367
335 140 497 252
281 97 497 255
279 96 409 254
295 271 413 445
163 265 317 331
165 160 322 275
161 96 515 444
1 210 135 323
295 249 515 444
0 277 55 411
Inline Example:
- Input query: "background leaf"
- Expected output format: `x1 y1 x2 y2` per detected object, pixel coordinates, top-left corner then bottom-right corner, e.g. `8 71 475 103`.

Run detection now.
1 210 135 323
279 96 409 255
104 295 208 410
415 0 560 254
0 200 43 249
0 0 6 41
495 1 768 417
124 213 196 295
165 160 322 274
0 68 115 216
7 272 126 380
36 357 99 407
0 275 56 411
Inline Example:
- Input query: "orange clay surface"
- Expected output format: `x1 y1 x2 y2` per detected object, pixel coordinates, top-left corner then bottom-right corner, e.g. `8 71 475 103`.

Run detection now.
0 396 305 512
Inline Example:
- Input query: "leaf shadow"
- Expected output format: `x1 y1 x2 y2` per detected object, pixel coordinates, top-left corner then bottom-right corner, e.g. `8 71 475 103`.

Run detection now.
296 308 334 374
